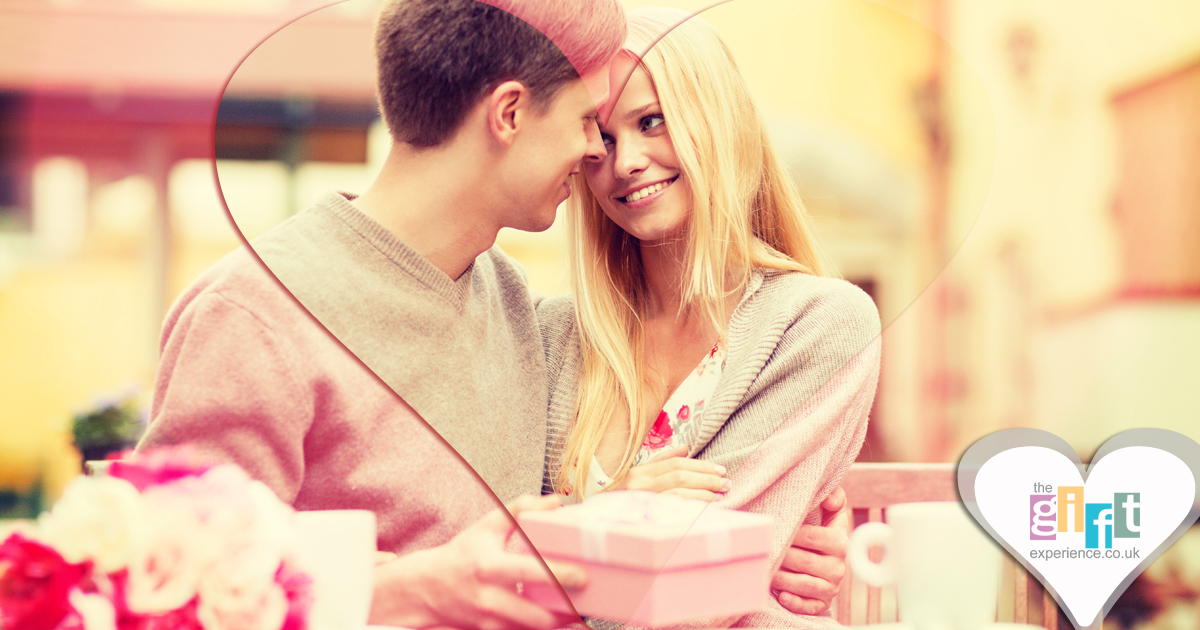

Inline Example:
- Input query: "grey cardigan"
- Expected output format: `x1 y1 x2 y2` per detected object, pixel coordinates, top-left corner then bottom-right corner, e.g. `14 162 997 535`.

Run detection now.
538 269 882 628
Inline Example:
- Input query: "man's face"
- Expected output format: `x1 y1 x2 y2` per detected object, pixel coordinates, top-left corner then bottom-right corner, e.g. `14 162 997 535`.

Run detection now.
500 78 607 232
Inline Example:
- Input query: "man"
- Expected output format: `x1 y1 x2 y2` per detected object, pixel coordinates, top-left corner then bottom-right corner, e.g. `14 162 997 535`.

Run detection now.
140 0 846 626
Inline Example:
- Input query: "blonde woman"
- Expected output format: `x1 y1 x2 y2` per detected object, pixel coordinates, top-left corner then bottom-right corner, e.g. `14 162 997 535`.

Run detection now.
537 8 882 626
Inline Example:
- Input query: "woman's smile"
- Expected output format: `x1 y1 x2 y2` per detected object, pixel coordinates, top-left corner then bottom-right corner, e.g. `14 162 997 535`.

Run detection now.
615 175 679 208
585 66 690 242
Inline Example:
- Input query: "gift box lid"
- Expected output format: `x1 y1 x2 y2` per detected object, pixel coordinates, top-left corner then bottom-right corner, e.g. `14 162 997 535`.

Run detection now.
518 491 773 571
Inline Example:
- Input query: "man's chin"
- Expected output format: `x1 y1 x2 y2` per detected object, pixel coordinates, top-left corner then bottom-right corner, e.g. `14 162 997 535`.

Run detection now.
507 213 557 234
529 215 557 233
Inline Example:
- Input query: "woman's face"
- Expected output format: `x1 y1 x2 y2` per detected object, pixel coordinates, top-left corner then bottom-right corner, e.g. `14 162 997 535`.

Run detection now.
583 65 691 244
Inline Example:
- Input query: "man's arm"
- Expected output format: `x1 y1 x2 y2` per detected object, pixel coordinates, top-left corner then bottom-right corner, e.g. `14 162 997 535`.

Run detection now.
143 282 581 630
370 495 583 630
772 487 850 615
139 290 313 502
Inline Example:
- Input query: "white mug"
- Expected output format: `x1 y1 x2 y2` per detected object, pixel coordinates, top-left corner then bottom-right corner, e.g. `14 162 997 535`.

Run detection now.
847 501 1001 630
295 510 377 630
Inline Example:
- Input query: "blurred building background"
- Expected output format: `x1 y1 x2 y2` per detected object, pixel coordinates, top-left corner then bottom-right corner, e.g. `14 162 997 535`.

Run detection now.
1 0 1198 624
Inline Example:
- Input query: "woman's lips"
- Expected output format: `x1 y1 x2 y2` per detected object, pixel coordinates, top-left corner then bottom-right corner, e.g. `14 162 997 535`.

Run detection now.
617 175 678 205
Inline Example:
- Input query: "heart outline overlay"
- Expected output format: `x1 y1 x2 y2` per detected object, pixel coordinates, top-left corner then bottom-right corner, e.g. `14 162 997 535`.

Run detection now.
958 429 1200 630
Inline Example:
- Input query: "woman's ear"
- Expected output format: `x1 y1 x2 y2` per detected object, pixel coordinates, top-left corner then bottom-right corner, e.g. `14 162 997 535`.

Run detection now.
486 80 529 146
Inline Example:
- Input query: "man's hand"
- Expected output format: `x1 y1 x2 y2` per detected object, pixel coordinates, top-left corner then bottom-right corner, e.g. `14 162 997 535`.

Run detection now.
369 495 579 630
506 495 586 593
772 486 850 615
610 444 730 501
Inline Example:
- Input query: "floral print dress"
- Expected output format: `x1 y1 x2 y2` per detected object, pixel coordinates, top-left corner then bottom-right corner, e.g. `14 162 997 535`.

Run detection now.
568 338 726 501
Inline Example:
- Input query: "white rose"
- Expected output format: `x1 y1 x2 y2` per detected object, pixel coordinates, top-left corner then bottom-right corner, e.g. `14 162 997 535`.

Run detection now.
127 465 297 618
69 588 117 630
197 581 288 630
124 499 218 614
196 546 289 630
196 477 300 626
196 475 300 630
37 476 147 572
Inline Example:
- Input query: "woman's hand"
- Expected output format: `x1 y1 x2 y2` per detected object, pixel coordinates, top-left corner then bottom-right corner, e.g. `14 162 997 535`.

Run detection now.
609 444 730 501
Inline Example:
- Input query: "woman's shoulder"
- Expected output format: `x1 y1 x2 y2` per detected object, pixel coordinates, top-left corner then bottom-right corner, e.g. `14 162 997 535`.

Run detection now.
749 270 881 340
536 293 577 333
535 294 582 410
535 293 579 360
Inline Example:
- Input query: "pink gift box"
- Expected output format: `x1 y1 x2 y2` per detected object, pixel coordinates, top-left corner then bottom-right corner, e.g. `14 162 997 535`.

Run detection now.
518 491 773 627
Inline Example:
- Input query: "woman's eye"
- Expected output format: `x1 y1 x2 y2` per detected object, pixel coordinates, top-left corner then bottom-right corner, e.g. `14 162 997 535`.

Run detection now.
641 114 665 132
601 133 615 147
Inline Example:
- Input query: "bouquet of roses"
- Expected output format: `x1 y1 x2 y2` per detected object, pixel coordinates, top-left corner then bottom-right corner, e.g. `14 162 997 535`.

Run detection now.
0 447 312 630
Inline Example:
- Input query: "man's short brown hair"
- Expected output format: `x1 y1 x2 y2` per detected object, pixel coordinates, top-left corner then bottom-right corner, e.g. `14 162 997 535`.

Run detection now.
375 0 625 148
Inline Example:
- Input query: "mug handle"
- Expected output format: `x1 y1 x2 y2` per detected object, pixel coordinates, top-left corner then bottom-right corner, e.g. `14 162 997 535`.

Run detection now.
847 521 895 587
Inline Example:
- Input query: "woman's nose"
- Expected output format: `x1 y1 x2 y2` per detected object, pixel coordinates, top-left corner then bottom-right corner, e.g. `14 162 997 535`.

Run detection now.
614 136 649 178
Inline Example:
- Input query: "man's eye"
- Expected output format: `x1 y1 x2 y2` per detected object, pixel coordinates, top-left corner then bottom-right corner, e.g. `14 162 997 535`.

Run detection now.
641 114 665 132
601 133 615 147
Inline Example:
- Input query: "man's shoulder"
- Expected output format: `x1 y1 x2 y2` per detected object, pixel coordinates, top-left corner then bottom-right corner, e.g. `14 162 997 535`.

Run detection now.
477 245 539 307
479 244 529 284
169 246 312 333
248 195 349 271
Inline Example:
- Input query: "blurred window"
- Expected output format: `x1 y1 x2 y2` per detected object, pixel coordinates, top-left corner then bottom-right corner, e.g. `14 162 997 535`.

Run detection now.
0 92 33 232
1112 60 1200 297
210 160 290 242
32 157 89 258
215 97 379 165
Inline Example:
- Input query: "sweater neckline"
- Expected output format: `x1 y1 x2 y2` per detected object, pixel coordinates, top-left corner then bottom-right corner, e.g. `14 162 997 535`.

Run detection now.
320 192 473 306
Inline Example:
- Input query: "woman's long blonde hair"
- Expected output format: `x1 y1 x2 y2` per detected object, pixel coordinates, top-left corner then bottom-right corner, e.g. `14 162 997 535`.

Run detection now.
555 7 831 495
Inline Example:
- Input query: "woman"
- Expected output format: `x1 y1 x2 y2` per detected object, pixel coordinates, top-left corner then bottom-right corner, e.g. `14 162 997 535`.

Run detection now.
538 7 882 626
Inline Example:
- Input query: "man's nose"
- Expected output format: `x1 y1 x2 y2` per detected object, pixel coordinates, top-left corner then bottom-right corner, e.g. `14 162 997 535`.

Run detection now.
583 120 607 162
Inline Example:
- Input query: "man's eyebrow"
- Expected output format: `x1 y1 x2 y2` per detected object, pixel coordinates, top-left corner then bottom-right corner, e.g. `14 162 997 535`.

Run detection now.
624 102 661 121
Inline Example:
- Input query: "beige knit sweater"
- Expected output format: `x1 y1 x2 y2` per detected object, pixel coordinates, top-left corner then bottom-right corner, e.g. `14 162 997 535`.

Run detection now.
538 269 882 629
252 192 548 503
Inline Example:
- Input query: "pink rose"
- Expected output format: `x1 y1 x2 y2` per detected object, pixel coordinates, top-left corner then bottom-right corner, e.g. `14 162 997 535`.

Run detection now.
642 411 674 449
275 561 313 630
0 532 91 630
107 447 218 492
192 479 308 630
123 466 261 615
108 572 204 630
677 405 690 421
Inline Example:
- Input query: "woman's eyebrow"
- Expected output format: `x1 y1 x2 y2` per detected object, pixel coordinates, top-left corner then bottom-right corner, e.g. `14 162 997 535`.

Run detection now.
623 102 661 122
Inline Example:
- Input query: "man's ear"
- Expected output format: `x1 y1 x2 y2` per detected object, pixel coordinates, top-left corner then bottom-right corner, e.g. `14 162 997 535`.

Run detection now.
486 80 529 147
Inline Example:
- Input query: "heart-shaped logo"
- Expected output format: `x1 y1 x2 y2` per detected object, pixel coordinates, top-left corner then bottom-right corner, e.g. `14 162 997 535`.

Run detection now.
959 429 1200 630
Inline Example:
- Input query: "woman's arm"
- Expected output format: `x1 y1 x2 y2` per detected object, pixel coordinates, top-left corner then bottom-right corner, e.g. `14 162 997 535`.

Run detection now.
689 274 881 628
585 330 879 630
722 336 879 627
702 273 880 626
